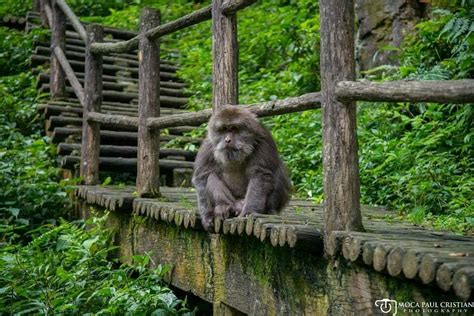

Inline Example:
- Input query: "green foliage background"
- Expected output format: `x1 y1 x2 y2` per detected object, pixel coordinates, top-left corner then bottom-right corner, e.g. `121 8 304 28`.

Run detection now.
84 0 473 232
0 1 472 311
0 15 188 316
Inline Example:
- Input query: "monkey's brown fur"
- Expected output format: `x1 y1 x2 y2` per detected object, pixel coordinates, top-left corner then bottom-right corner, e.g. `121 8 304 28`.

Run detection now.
192 106 291 230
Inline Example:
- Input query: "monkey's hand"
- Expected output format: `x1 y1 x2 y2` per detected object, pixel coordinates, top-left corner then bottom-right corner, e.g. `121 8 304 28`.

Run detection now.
214 204 232 220
232 199 245 216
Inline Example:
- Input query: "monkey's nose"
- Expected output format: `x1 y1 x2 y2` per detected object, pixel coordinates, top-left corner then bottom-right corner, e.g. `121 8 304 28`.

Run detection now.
225 136 231 144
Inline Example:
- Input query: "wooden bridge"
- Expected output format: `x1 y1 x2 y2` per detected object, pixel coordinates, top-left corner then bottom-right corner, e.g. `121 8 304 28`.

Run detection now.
27 0 474 314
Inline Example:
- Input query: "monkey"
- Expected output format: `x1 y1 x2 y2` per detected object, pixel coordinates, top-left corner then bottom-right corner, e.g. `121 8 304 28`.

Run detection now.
192 106 291 230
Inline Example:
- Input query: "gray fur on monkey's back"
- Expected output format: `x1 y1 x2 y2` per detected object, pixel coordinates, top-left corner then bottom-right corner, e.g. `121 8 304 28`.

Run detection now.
192 106 291 230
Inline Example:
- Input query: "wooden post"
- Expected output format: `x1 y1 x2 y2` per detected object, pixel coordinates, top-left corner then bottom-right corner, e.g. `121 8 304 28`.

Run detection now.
136 8 161 197
40 0 50 27
50 0 66 99
33 0 41 12
320 0 364 255
80 25 103 185
212 0 238 111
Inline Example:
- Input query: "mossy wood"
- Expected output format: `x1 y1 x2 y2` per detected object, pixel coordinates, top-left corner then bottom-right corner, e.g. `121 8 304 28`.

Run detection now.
74 186 474 313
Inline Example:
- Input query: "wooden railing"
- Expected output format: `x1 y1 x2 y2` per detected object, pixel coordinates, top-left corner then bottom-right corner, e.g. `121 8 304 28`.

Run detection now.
38 0 474 255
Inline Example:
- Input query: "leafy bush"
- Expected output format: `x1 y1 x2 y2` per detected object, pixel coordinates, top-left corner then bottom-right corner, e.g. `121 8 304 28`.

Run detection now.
0 28 73 243
0 0 30 18
0 215 188 314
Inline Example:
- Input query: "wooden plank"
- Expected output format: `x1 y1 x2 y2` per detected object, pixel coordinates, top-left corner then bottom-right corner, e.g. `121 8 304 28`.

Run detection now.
136 8 161 197
212 0 238 111
336 80 474 104
53 46 84 104
320 0 363 256
50 0 66 99
80 24 103 185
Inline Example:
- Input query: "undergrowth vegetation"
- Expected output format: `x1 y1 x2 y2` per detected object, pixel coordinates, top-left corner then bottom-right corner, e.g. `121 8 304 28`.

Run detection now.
87 0 473 233
0 25 188 315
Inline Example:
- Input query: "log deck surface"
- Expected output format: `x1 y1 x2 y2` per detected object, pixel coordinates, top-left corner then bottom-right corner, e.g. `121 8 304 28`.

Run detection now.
75 185 474 302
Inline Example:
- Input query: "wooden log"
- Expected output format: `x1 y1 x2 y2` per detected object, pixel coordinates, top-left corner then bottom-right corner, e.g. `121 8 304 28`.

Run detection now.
47 115 194 135
40 0 52 27
286 225 324 252
36 68 185 97
147 92 321 130
419 255 474 285
52 127 201 145
387 246 406 277
33 67 186 89
87 112 137 128
437 261 474 292
452 267 474 301
270 225 280 247
50 0 66 99
136 8 162 197
362 240 381 266
53 46 84 104
320 0 363 256
221 0 257 15
403 248 474 280
57 143 196 160
33 45 179 72
56 0 87 41
373 243 394 272
30 54 180 82
38 83 187 107
336 80 474 104
90 5 213 54
212 0 238 111
80 24 103 185
62 156 193 173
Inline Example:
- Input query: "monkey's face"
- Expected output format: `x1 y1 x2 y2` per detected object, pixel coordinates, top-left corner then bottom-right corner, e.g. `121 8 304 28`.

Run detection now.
208 108 257 164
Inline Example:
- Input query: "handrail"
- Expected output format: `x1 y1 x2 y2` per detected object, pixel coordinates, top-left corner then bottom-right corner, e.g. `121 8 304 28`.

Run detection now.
43 1 53 25
56 0 87 41
90 0 257 54
53 46 85 104
85 92 321 129
336 80 474 103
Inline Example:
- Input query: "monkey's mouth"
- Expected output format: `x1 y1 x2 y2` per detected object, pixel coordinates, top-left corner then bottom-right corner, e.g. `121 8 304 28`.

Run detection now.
216 147 244 162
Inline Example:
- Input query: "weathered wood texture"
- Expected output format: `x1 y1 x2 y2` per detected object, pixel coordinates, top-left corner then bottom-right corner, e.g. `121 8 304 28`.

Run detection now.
336 80 474 103
80 25 103 185
136 8 161 197
221 0 257 15
50 0 66 99
40 0 52 27
147 92 321 129
55 0 87 41
212 0 238 111
57 143 196 160
320 0 363 256
90 5 212 54
53 46 84 104
73 185 471 313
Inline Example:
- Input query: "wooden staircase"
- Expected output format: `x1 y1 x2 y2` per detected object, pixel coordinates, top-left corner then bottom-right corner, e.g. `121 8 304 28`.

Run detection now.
27 10 196 185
